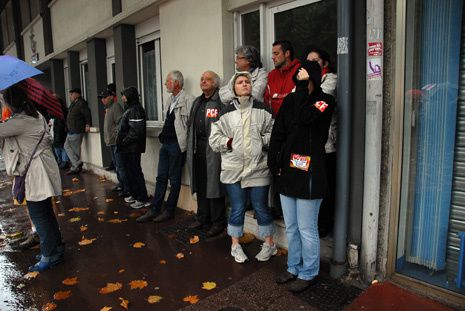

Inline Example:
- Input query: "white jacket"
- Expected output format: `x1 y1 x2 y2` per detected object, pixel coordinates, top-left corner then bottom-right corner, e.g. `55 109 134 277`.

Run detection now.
322 72 338 153
209 97 273 187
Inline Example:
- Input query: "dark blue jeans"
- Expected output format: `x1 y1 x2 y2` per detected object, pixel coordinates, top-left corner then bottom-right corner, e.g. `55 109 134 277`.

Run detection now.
27 198 64 262
120 152 148 202
111 145 129 193
150 141 186 215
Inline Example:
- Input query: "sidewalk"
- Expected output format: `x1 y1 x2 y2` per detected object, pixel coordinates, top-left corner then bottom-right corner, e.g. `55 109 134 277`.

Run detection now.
0 169 460 310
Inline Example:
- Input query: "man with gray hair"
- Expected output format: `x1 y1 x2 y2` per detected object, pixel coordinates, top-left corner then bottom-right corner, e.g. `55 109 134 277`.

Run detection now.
186 71 226 237
137 70 194 223
219 45 267 103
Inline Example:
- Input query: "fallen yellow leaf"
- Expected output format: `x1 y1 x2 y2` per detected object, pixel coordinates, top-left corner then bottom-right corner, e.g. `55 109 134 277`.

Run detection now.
42 302 57 311
147 295 163 304
276 248 288 256
53 290 72 300
189 235 200 244
183 295 200 304
69 217 81 223
24 271 39 279
68 207 89 212
99 282 122 294
159 260 167 265
5 232 22 239
176 253 185 259
100 307 112 311
129 280 148 290
202 281 216 290
107 218 128 224
74 188 86 194
55 200 61 204
119 297 129 310
133 242 145 248
113 211 119 214
98 176 107 182
58 213 65 217
78 237 96 246
72 177 79 183
239 232 256 244
118 269 125 273
97 211 105 215
80 225 88 232
62 277 78 286
105 198 114 203
98 217 104 222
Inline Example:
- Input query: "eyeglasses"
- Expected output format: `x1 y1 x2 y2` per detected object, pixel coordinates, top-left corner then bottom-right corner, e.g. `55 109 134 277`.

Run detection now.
235 56 247 60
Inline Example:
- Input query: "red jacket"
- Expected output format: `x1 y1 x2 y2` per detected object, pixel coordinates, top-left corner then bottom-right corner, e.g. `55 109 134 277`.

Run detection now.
264 59 301 116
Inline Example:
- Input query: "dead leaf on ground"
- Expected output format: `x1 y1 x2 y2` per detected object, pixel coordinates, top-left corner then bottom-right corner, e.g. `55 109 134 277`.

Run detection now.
24 271 39 279
80 225 88 232
62 277 78 286
183 295 200 304
159 260 167 265
147 295 163 304
100 307 112 311
118 269 125 273
5 232 22 239
69 217 81 223
129 280 148 290
189 235 200 244
119 297 129 309
58 213 65 217
78 237 96 246
105 198 114 203
201 281 216 290
42 302 57 311
68 207 89 212
129 211 143 218
176 253 185 259
53 290 72 300
133 242 145 248
113 211 119 214
72 177 79 183
239 232 256 244
99 282 123 294
74 188 86 194
55 200 61 204
107 218 128 224
98 217 104 222
276 248 288 256
98 176 107 182
97 211 105 215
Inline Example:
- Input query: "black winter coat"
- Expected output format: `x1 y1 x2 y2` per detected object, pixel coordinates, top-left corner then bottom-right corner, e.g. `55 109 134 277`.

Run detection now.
66 97 91 133
268 85 334 200
116 101 147 153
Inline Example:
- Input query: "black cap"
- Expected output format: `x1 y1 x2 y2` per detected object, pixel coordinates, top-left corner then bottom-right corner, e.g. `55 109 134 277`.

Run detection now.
98 89 115 98
69 88 81 94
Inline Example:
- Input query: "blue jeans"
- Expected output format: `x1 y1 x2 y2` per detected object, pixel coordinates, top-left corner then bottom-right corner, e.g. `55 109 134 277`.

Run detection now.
226 183 274 238
120 152 148 202
150 141 186 215
111 146 129 193
53 147 69 167
280 195 322 280
27 198 64 262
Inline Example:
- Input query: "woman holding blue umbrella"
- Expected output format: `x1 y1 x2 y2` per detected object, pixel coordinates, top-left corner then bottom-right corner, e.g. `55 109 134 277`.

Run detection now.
0 84 64 272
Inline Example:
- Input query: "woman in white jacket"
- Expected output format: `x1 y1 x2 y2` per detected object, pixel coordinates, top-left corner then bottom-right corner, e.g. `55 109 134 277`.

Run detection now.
0 84 63 272
210 72 276 264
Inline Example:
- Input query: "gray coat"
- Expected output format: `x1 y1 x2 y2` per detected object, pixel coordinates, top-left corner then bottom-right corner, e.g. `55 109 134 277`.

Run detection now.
0 113 62 201
186 89 224 198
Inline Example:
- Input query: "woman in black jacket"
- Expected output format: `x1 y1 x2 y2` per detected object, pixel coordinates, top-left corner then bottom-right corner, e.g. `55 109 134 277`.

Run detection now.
268 60 334 292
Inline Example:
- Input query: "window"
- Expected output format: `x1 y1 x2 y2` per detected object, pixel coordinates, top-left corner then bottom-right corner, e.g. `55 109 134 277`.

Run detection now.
240 10 260 52
20 0 40 30
137 34 162 123
1 1 15 49
80 62 89 101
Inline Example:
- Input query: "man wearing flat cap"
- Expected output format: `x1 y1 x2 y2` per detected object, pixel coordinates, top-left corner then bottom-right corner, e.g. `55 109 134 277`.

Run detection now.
99 84 126 193
64 88 92 174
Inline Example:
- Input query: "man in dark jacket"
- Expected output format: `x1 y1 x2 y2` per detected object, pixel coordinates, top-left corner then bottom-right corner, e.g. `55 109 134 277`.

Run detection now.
116 86 149 209
185 71 226 237
64 88 92 174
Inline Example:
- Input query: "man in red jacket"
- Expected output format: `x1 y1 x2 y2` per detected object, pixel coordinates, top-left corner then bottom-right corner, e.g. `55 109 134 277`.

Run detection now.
264 40 301 116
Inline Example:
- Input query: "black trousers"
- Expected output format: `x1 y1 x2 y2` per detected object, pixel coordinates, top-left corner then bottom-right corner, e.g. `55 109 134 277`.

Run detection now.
195 138 226 228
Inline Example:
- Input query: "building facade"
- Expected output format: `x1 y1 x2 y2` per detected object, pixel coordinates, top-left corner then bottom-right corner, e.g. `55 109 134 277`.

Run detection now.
1 0 464 306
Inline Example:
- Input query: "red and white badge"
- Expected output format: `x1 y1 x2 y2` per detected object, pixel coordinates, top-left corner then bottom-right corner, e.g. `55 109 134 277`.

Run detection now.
314 101 328 112
289 153 311 171
206 108 218 118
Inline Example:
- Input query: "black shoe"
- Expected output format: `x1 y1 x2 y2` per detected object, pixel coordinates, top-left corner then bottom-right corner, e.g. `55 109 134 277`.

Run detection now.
112 186 123 192
136 210 157 223
276 271 297 284
188 220 204 230
206 225 225 237
153 211 174 223
287 278 318 293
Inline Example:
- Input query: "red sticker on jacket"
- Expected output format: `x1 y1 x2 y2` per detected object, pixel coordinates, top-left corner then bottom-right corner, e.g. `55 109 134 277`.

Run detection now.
206 108 218 118
314 101 328 112
289 154 311 171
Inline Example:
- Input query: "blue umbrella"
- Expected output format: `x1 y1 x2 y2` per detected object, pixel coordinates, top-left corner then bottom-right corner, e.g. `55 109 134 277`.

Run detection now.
0 55 42 91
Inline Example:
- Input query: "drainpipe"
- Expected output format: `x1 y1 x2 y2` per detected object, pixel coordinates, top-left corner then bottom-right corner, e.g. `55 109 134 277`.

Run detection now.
360 0 384 282
330 0 352 279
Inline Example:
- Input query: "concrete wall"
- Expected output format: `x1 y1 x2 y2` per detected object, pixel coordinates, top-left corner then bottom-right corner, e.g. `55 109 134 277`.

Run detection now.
81 133 103 168
4 42 17 57
50 0 112 53
22 18 45 65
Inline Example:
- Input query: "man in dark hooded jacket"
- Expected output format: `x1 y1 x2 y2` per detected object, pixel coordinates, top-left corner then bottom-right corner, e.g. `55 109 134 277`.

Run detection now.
116 86 149 209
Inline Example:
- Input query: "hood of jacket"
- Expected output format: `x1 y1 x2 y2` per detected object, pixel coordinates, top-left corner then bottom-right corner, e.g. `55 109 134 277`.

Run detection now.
230 72 253 97
122 86 140 107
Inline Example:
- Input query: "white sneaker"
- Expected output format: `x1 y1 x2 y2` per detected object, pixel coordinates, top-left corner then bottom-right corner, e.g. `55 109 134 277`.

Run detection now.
231 244 249 263
255 243 278 262
130 200 145 209
124 196 135 203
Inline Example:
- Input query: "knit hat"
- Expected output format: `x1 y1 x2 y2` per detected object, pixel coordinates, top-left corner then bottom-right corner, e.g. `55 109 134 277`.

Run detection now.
231 71 253 96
